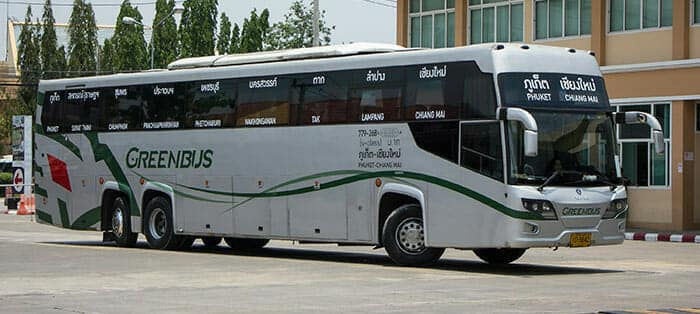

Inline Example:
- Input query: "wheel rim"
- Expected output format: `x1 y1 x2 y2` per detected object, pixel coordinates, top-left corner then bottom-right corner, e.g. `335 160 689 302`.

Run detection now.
148 207 167 240
395 217 427 255
112 207 124 238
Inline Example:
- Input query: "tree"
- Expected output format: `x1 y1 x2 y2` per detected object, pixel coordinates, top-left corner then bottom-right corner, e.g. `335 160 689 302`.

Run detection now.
99 39 115 74
17 6 41 109
56 45 67 77
152 0 178 68
112 0 148 71
239 9 270 53
40 0 63 79
216 13 231 55
265 0 334 50
67 0 98 77
178 0 218 58
229 23 241 54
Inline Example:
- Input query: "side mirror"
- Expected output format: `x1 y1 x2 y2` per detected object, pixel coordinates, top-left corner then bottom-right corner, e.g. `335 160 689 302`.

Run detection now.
524 130 538 157
614 111 665 154
498 107 538 157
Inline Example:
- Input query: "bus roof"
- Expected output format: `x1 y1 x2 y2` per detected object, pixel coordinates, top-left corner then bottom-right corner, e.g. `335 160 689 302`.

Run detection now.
167 42 410 70
38 43 602 91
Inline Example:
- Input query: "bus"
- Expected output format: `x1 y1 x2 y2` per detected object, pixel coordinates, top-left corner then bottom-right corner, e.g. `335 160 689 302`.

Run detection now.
34 43 664 266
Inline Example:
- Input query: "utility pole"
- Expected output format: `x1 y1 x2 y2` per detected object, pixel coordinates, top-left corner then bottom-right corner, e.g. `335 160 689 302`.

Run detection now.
312 0 319 47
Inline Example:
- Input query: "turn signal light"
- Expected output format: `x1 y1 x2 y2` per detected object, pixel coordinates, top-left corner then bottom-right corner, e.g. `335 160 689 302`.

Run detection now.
522 198 557 220
603 198 628 219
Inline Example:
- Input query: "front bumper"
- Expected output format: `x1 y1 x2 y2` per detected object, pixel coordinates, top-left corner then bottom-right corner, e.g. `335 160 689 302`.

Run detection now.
507 218 625 248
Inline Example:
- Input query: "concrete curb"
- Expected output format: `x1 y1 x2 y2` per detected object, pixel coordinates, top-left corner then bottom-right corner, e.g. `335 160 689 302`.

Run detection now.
625 232 700 243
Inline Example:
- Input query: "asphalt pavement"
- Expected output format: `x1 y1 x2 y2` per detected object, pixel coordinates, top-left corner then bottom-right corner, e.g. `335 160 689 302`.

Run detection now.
0 214 698 313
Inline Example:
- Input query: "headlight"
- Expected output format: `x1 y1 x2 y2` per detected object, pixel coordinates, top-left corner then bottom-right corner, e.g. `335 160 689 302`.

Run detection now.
522 198 557 220
603 198 628 219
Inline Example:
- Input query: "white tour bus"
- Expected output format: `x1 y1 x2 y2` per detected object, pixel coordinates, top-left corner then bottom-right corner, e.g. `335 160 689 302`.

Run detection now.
34 43 664 266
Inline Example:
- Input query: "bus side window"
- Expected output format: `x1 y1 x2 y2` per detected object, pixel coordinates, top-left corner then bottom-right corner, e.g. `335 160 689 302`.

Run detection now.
236 77 290 127
103 86 143 131
462 62 497 120
143 83 186 129
460 122 504 181
295 72 349 125
42 91 64 134
404 63 461 121
349 67 403 123
64 89 100 132
185 79 237 129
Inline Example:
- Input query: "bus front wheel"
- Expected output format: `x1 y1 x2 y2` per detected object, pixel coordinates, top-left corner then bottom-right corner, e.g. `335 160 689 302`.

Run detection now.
473 248 527 265
382 204 444 266
143 196 183 250
111 196 138 247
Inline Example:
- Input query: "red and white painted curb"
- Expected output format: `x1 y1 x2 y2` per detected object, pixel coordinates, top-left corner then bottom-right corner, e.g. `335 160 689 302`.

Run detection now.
625 232 700 243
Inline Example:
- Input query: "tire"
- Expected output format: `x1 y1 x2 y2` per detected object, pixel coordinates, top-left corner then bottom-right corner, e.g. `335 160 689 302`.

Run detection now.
224 237 269 250
111 196 138 247
177 236 195 250
473 248 527 265
201 236 222 248
382 204 444 266
143 196 183 250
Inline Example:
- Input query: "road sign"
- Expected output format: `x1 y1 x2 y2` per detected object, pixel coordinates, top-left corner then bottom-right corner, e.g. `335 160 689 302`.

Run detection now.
13 167 24 193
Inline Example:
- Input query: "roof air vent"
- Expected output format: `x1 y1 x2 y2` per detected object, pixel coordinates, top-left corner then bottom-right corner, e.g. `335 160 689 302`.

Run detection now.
568 48 576 53
495 44 505 50
588 51 596 57
520 45 530 50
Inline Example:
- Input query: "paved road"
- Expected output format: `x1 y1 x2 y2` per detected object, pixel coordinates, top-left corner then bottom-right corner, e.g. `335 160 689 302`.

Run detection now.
1 214 698 313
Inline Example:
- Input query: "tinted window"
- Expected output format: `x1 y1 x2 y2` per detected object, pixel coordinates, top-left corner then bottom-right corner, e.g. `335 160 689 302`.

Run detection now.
143 83 186 129
409 121 459 162
461 122 504 181
237 76 290 127
293 72 349 125
42 91 64 134
103 86 142 131
405 63 461 121
463 63 497 119
64 89 102 132
185 80 236 128
349 67 403 123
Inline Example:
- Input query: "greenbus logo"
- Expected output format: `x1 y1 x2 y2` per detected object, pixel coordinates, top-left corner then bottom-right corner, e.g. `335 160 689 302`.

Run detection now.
126 147 213 169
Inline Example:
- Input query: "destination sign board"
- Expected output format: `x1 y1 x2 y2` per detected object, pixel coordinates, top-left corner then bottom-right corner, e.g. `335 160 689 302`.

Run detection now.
498 73 610 109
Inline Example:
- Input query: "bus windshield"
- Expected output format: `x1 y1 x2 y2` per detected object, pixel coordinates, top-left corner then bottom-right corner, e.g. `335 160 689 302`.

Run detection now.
507 111 618 186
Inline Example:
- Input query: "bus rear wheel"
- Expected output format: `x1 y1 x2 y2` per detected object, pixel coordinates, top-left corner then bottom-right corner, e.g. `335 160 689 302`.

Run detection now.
143 196 183 250
473 248 527 265
201 236 222 248
224 237 269 250
382 204 444 266
111 196 138 247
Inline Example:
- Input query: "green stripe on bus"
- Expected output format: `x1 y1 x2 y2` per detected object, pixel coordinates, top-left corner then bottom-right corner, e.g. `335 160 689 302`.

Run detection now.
71 207 101 230
35 184 48 198
58 199 70 228
84 132 140 217
36 209 53 224
46 134 83 161
141 170 544 221
33 160 44 177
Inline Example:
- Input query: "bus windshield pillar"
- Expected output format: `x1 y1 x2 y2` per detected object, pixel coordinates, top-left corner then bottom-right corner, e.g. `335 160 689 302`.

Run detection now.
497 107 539 157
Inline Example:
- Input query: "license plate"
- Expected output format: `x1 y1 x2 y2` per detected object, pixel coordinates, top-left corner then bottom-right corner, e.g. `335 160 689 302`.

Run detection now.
570 233 592 247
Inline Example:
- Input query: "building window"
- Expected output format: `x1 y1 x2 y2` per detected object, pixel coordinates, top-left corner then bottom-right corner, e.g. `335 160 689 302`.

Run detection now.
409 0 456 48
696 103 700 131
469 0 524 44
615 103 671 187
694 0 700 24
609 0 673 32
534 0 591 40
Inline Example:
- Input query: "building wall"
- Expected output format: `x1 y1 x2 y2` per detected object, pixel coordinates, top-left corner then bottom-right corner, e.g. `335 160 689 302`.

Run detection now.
606 30 674 65
690 27 700 58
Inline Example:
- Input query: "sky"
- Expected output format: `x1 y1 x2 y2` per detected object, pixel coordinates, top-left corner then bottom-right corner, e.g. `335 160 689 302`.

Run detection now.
0 0 397 61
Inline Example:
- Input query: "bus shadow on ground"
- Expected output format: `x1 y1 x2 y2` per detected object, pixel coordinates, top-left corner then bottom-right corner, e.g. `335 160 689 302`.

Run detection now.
42 240 622 276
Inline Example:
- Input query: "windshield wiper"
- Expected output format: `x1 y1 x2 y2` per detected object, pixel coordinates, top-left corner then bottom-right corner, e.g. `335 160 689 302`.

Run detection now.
537 171 561 192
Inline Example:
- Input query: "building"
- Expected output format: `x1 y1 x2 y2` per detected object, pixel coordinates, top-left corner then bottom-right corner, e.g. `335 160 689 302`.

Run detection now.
396 0 700 231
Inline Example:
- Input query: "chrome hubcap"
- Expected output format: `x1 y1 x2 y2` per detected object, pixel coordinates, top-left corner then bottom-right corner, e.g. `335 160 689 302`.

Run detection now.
112 207 124 238
149 208 167 240
396 217 426 255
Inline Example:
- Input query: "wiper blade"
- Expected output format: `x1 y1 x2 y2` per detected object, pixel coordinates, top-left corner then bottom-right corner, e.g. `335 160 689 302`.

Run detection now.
537 171 561 192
